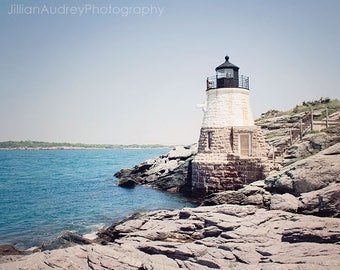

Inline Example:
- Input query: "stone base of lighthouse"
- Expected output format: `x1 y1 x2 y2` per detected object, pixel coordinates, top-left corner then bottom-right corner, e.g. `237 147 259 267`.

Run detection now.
191 126 270 194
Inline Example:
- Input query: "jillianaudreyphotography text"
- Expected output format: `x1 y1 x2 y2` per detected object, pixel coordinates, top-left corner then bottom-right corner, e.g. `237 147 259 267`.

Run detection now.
7 3 165 17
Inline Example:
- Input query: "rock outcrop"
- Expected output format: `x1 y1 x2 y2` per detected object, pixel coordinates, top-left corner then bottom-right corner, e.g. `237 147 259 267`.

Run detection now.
298 182 340 217
115 141 340 217
2 204 340 269
202 183 271 207
265 143 340 195
203 184 340 217
257 105 340 165
37 231 92 252
269 193 300 212
115 144 197 194
282 132 335 166
0 245 23 256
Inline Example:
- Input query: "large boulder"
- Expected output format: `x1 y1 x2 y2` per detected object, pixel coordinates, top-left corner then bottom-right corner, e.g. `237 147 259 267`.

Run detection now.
282 132 334 166
150 158 193 193
270 193 300 212
0 244 23 255
116 178 138 188
202 184 271 207
298 182 340 217
115 144 197 195
265 143 340 195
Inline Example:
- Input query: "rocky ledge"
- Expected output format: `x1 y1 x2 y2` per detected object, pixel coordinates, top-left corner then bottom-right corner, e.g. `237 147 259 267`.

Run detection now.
203 143 340 217
1 204 339 269
115 144 197 195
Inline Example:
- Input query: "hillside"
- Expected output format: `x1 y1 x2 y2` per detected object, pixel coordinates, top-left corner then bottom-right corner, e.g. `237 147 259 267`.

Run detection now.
256 98 340 164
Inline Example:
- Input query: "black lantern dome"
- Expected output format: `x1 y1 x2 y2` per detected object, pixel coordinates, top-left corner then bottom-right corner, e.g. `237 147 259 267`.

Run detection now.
206 55 249 90
215 55 239 88
215 55 239 74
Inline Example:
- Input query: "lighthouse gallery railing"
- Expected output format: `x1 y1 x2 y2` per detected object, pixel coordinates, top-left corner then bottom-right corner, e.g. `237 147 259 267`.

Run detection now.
206 75 249 90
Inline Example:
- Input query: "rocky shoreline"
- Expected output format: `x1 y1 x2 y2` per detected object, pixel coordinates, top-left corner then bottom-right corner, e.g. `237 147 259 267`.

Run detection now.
1 203 339 269
115 144 198 196
1 143 339 269
115 138 340 217
1 111 339 269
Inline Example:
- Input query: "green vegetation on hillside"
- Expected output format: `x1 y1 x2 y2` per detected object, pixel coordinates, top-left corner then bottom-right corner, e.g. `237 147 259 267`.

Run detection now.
0 141 172 150
260 98 340 118
291 97 340 114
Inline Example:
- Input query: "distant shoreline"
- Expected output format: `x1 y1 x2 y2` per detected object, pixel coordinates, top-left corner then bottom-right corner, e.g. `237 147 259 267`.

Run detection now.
0 146 172 151
0 141 173 151
0 147 171 151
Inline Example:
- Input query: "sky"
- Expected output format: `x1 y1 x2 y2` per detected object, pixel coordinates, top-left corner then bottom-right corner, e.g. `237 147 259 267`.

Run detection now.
0 0 339 145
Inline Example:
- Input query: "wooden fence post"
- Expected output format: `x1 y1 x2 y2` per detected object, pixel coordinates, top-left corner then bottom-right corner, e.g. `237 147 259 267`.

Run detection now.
310 109 314 131
326 107 329 128
300 119 303 140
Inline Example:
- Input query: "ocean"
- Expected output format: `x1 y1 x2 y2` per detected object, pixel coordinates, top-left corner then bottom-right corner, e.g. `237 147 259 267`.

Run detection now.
0 149 195 249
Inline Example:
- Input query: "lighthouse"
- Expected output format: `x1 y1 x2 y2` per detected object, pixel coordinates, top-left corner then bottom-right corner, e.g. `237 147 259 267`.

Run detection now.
192 55 269 194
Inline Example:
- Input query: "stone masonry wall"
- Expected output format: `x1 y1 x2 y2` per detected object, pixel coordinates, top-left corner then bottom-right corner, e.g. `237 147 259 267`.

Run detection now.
232 126 270 157
192 126 270 194
192 156 269 194
197 126 269 157
197 127 233 154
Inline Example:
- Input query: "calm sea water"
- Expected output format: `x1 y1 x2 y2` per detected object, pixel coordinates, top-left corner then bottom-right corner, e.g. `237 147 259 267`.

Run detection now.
0 149 194 249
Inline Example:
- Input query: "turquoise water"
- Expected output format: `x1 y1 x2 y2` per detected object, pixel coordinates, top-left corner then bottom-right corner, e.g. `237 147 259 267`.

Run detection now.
0 149 194 249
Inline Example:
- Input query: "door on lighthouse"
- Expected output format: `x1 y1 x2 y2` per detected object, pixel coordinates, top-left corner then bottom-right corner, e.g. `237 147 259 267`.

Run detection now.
239 134 251 156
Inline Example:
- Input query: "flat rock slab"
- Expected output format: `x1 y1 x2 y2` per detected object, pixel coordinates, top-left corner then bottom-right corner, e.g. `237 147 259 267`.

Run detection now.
1 204 340 269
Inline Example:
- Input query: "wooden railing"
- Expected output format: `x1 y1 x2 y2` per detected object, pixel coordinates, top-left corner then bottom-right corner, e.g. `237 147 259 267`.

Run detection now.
269 107 338 161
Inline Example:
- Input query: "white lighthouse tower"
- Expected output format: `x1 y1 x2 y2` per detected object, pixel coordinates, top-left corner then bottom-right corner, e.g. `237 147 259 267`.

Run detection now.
192 55 269 194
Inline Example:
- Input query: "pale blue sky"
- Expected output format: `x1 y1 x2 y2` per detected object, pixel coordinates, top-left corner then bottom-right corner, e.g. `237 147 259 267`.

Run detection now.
0 0 339 145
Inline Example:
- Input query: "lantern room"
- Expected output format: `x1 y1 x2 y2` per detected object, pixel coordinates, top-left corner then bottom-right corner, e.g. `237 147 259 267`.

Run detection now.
206 55 249 90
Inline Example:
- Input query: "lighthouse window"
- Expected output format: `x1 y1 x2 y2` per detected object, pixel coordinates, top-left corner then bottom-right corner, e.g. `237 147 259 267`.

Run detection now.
226 69 234 78
207 131 213 150
217 69 234 79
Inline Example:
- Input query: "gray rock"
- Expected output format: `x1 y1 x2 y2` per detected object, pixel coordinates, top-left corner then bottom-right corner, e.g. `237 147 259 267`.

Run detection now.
116 178 138 188
282 132 334 166
0 244 23 255
39 231 91 251
282 221 340 243
168 145 196 160
150 157 193 193
270 193 300 212
202 185 271 207
2 204 340 269
323 144 340 155
298 182 340 217
179 210 191 219
249 180 267 188
203 226 222 237
282 141 314 166
265 143 340 195
306 132 334 151
115 144 197 195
